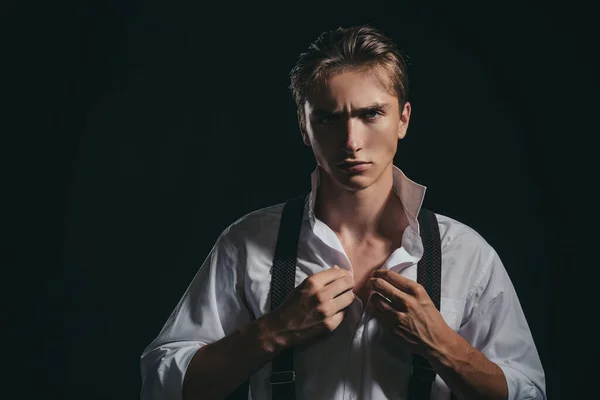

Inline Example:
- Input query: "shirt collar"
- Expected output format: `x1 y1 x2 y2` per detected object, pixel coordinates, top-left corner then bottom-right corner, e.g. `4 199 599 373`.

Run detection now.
305 164 427 235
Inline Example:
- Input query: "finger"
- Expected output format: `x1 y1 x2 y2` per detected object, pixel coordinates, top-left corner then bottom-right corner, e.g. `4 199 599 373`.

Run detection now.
324 309 346 331
331 290 355 313
321 273 354 299
371 299 395 330
309 265 351 288
371 291 404 315
369 277 411 309
371 269 420 295
372 306 410 344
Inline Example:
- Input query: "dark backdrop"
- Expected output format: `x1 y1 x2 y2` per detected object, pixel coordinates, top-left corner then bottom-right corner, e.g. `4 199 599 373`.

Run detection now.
4 1 598 399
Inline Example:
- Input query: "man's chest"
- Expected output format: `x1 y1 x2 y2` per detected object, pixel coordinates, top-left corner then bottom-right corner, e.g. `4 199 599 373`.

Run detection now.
245 235 401 316
345 246 395 304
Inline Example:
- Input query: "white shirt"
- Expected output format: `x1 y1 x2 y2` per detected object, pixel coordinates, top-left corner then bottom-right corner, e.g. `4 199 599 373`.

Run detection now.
140 165 546 400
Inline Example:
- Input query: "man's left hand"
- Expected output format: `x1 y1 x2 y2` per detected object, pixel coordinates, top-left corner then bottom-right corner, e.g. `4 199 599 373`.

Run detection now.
367 269 455 358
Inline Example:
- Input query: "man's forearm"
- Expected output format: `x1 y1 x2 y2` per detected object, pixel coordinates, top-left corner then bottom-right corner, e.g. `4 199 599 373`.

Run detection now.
426 330 508 400
183 313 287 400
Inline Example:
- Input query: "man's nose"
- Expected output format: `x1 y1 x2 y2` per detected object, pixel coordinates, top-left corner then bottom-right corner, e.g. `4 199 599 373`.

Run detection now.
340 118 364 153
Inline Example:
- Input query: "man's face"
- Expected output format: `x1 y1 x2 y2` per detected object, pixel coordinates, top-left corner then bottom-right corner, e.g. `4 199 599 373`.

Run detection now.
301 68 411 192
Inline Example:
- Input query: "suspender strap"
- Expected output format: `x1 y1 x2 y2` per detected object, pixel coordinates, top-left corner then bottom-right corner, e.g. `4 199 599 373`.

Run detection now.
408 208 441 399
226 194 305 400
408 209 456 400
269 194 307 400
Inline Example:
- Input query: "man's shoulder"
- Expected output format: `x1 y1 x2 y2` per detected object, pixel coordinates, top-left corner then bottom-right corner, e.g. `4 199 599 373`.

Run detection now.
431 210 494 256
217 200 290 245
431 211 500 295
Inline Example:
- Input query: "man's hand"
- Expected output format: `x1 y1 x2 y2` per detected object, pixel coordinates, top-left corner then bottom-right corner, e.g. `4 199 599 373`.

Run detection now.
367 269 454 358
267 265 355 351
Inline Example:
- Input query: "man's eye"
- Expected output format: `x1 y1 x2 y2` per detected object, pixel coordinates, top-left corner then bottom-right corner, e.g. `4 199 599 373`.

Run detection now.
364 110 382 119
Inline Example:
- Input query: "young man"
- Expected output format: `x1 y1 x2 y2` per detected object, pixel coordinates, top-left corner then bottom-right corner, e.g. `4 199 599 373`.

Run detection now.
140 25 546 400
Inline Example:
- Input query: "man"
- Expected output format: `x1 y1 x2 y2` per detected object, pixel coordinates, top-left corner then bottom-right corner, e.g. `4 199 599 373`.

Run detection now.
140 25 546 400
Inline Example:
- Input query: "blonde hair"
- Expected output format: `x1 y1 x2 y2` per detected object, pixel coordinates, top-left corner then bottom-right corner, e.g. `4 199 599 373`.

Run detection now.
289 24 410 128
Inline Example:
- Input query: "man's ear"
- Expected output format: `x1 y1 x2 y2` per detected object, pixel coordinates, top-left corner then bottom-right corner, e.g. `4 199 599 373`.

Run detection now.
298 111 311 147
397 101 411 140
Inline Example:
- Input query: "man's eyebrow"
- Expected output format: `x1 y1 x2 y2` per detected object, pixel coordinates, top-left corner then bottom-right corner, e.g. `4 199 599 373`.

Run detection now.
312 102 390 115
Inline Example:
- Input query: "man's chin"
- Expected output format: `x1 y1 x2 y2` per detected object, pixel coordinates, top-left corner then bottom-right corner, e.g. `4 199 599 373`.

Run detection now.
331 171 373 191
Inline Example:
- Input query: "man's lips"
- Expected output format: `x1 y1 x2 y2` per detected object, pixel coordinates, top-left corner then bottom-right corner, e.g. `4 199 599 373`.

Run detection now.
337 161 370 166
337 162 372 172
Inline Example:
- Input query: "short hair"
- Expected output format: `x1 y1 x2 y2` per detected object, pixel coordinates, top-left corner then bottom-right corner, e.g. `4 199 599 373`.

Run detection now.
289 24 410 127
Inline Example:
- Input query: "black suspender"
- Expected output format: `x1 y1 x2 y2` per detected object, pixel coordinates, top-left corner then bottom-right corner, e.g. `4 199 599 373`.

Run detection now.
408 208 457 400
267 193 306 400
226 194 306 400
228 194 457 400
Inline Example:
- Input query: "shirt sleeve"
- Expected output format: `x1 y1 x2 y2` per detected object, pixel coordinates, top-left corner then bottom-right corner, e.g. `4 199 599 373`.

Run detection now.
139 229 252 400
458 248 547 400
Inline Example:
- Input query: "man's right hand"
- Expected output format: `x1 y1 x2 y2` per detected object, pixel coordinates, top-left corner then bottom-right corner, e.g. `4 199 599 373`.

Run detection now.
265 265 355 350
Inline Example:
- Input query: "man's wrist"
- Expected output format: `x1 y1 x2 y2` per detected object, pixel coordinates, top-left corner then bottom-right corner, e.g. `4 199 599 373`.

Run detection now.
424 328 509 400
253 312 291 354
425 327 466 369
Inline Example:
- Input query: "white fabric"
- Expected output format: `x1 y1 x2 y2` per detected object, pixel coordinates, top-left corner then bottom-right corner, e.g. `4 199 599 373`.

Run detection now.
140 165 546 400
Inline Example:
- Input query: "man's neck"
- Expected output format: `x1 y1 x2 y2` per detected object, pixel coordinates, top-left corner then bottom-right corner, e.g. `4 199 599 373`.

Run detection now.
314 165 406 245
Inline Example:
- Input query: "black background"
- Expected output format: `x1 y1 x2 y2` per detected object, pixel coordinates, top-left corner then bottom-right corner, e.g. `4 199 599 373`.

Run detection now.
4 1 598 399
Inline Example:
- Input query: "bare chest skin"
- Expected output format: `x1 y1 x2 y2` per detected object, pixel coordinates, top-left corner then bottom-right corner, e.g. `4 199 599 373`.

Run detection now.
341 234 405 305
